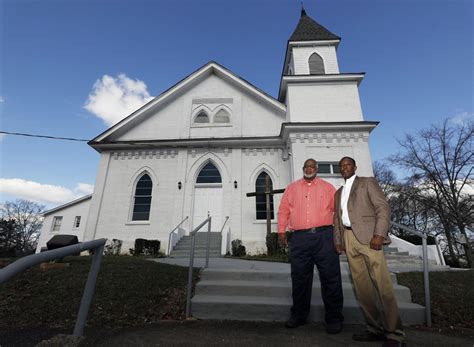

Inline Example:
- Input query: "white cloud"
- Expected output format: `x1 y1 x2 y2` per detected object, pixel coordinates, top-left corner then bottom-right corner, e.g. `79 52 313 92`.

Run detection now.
0 96 4 103
84 74 154 126
0 178 92 206
450 111 473 125
75 183 94 195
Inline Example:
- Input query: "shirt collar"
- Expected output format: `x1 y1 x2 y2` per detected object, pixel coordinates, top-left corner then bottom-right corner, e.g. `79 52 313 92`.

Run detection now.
299 177 318 185
343 174 357 187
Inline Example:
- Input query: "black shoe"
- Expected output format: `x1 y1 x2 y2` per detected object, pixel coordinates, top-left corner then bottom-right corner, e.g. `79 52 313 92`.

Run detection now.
326 321 343 334
284 317 306 328
352 330 385 341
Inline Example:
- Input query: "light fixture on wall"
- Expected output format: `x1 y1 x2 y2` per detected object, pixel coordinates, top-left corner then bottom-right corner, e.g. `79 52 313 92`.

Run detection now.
234 180 238 189
178 181 182 190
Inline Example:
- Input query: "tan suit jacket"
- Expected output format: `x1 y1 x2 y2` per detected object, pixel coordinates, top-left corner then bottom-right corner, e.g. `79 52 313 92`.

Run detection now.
333 176 391 246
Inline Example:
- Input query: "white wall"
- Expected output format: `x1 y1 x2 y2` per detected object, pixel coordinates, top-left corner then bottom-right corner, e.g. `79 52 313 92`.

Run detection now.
114 74 284 141
291 45 340 75
36 197 91 253
286 82 363 122
83 145 291 255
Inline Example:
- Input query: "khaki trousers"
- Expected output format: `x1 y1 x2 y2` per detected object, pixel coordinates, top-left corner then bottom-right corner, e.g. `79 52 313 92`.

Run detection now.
344 230 405 342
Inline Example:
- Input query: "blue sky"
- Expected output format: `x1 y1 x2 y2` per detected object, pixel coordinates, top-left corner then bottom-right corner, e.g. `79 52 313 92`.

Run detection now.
0 0 472 208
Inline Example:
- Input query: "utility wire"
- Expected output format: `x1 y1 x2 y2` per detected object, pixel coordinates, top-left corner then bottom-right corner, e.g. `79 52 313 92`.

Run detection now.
0 130 90 142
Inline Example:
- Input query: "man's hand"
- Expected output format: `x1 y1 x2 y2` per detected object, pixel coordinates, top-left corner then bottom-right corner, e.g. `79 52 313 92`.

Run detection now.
278 233 287 247
369 235 384 251
335 244 345 254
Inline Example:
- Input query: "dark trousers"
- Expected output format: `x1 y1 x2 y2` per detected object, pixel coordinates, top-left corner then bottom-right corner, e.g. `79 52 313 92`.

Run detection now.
289 226 344 324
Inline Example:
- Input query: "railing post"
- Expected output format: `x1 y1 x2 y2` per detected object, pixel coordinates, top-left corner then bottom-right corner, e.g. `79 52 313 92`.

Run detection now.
185 230 197 319
422 233 432 327
73 243 105 336
205 216 212 269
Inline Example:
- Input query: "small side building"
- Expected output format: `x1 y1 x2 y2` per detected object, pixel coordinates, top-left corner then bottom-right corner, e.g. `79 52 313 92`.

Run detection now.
35 195 92 252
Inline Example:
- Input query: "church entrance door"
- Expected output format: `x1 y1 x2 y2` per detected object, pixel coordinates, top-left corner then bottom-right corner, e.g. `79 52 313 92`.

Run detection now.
192 186 222 232
192 162 223 232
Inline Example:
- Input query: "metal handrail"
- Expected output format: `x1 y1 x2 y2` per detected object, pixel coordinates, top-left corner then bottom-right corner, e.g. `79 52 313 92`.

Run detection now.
219 216 230 256
167 216 189 255
185 216 212 319
0 239 107 336
390 221 432 327
219 216 230 234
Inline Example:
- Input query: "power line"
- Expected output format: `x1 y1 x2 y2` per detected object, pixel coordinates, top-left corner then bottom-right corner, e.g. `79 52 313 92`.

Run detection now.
0 131 90 142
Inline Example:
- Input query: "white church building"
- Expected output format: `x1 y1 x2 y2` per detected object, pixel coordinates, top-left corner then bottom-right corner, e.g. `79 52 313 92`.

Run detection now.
37 9 378 255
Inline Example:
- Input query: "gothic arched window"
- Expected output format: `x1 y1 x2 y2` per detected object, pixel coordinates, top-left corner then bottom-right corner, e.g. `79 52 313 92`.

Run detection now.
308 53 325 74
132 173 153 221
214 109 230 123
194 111 210 123
255 172 274 220
196 162 222 183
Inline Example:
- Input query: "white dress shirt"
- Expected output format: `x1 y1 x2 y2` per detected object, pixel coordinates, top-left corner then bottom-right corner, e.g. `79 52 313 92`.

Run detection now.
341 174 356 227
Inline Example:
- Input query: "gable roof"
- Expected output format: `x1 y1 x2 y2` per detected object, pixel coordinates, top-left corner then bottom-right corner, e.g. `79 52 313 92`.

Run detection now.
43 195 92 216
289 8 340 42
90 61 286 144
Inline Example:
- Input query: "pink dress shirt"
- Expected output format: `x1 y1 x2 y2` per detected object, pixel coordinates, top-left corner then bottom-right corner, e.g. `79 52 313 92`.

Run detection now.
277 177 336 234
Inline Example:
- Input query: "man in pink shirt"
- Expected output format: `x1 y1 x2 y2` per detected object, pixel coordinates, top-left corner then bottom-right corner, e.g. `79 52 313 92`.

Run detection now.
278 158 344 333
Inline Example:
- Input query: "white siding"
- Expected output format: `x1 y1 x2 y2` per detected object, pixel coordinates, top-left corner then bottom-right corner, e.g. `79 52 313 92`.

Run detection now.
291 45 339 75
36 198 91 252
286 82 363 122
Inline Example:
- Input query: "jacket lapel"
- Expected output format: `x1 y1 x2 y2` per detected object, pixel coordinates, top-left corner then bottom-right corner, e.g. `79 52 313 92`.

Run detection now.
348 176 359 207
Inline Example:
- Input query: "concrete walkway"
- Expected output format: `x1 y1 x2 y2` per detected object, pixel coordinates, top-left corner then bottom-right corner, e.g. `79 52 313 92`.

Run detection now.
78 320 473 346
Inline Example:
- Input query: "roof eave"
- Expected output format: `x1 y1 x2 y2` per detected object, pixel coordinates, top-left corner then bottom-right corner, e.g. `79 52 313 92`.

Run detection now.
278 73 366 102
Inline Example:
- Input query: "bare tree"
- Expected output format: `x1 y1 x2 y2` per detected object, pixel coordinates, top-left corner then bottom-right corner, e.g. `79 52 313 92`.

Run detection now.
0 199 45 254
373 160 398 196
392 119 474 267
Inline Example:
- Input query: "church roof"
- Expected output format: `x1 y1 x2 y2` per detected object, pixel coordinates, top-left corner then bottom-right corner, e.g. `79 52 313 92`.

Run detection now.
289 8 340 41
90 61 286 144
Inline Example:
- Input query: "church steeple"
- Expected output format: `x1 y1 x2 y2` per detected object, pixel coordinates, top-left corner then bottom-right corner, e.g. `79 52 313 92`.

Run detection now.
279 8 365 124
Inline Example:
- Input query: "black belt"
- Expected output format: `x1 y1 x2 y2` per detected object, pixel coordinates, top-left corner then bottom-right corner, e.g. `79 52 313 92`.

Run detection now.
344 226 353 230
296 225 332 233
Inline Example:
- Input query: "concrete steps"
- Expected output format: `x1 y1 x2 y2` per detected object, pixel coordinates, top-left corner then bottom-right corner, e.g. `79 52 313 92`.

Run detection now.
191 267 425 324
188 242 449 323
192 296 425 325
170 232 222 258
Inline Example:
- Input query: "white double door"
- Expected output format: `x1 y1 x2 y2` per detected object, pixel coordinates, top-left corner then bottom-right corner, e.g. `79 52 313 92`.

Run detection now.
192 186 223 232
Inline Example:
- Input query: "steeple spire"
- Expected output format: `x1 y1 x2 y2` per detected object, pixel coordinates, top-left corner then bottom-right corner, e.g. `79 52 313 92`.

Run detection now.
301 2 306 17
289 7 340 41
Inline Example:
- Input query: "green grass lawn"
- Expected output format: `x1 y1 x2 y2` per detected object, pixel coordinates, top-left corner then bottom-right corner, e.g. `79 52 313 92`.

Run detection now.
0 256 199 329
397 270 474 332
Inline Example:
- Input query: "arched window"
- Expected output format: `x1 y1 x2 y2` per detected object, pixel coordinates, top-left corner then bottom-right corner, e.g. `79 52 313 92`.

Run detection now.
255 172 274 220
308 53 325 74
132 174 152 221
196 162 222 183
214 109 230 123
194 111 210 123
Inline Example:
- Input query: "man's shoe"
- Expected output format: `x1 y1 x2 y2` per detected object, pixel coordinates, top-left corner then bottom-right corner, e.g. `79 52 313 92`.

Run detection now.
382 339 407 347
352 330 385 341
326 321 343 334
284 317 306 328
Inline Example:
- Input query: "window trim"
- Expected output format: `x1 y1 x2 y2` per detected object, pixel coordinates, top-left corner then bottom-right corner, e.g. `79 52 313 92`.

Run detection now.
130 173 153 222
317 162 341 176
255 171 276 221
193 110 210 124
308 52 325 74
73 216 81 229
51 216 63 233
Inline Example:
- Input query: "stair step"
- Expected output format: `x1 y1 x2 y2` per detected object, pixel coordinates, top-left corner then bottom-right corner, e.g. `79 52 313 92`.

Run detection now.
195 279 412 302
191 295 425 324
201 268 398 284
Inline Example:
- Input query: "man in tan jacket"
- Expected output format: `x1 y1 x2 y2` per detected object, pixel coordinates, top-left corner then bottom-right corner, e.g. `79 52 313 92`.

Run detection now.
333 157 406 347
